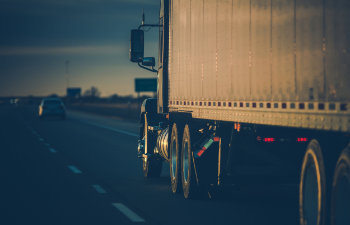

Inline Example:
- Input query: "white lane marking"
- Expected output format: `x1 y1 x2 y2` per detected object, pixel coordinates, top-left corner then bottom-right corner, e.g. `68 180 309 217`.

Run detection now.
112 203 145 222
67 165 82 174
83 121 138 137
92 184 107 194
39 138 44 142
45 143 50 146
49 148 57 153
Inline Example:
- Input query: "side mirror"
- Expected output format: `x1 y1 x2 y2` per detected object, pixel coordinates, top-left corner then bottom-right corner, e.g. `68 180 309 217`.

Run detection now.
129 29 144 62
142 57 155 67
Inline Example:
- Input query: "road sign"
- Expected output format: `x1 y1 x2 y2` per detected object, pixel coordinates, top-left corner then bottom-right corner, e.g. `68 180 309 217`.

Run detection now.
134 78 157 92
66 87 81 98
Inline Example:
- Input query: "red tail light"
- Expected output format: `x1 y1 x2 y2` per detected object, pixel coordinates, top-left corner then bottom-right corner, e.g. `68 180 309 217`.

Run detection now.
297 137 308 142
213 137 220 142
263 137 275 143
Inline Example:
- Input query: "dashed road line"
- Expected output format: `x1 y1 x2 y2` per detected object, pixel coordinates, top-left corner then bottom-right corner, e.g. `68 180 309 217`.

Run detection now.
49 148 57 153
92 184 107 194
39 138 44 142
82 121 138 137
67 165 82 174
45 143 50 147
112 203 145 222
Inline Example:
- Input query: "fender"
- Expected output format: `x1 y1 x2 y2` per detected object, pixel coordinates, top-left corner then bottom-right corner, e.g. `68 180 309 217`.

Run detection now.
140 98 158 124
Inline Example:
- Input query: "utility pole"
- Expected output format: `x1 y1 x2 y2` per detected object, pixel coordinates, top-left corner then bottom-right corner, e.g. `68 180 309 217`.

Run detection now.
65 60 70 89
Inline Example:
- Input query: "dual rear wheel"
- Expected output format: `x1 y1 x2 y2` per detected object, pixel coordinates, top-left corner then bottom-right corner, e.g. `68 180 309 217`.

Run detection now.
299 140 326 225
299 140 350 225
331 146 350 225
170 123 198 198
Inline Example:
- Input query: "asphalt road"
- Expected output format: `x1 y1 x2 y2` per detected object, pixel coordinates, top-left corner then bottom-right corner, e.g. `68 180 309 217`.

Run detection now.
0 104 299 225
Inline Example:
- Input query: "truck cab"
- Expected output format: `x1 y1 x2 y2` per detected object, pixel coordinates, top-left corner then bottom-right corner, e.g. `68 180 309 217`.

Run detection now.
129 0 169 114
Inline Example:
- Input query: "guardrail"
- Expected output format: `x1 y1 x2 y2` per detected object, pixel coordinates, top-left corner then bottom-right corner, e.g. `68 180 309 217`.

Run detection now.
67 103 140 122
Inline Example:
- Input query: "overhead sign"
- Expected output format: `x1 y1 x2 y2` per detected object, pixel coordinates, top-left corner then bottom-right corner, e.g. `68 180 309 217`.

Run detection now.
66 88 81 98
135 78 157 92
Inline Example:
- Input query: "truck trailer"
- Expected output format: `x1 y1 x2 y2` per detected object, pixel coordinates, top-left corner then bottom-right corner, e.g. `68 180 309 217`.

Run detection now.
129 1 350 225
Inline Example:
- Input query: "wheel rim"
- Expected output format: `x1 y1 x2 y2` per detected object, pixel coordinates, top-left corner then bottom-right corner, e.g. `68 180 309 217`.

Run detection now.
334 170 350 225
303 163 319 225
183 141 189 183
171 138 177 179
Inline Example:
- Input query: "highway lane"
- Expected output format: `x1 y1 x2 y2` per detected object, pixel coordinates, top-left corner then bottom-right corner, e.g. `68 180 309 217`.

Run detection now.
1 104 299 225
0 105 135 225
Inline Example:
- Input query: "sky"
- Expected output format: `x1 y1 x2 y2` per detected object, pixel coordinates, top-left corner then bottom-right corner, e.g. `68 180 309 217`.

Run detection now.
0 0 160 97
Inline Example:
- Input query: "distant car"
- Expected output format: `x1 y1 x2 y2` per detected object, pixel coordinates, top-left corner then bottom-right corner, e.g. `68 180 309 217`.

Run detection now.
10 98 19 106
39 98 66 119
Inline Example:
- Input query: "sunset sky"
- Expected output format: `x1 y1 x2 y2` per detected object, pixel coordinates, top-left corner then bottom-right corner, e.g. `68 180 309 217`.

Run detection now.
0 0 159 97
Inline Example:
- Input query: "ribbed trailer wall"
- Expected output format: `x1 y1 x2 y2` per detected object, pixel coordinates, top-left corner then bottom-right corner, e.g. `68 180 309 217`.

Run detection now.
168 0 350 132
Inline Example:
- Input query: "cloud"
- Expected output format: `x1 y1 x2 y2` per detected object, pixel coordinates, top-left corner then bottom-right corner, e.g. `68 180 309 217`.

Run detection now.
0 0 158 6
0 0 159 18
0 45 127 56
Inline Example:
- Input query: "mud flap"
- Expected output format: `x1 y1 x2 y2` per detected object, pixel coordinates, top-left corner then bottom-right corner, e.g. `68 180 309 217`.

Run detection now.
191 136 221 187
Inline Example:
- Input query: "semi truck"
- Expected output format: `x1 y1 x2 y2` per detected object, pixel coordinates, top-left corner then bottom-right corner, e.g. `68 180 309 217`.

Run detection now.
129 1 350 225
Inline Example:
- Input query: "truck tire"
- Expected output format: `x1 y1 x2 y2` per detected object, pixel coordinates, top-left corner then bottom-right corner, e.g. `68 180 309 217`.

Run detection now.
299 140 327 225
331 145 350 225
181 124 198 199
170 123 182 193
142 114 162 178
